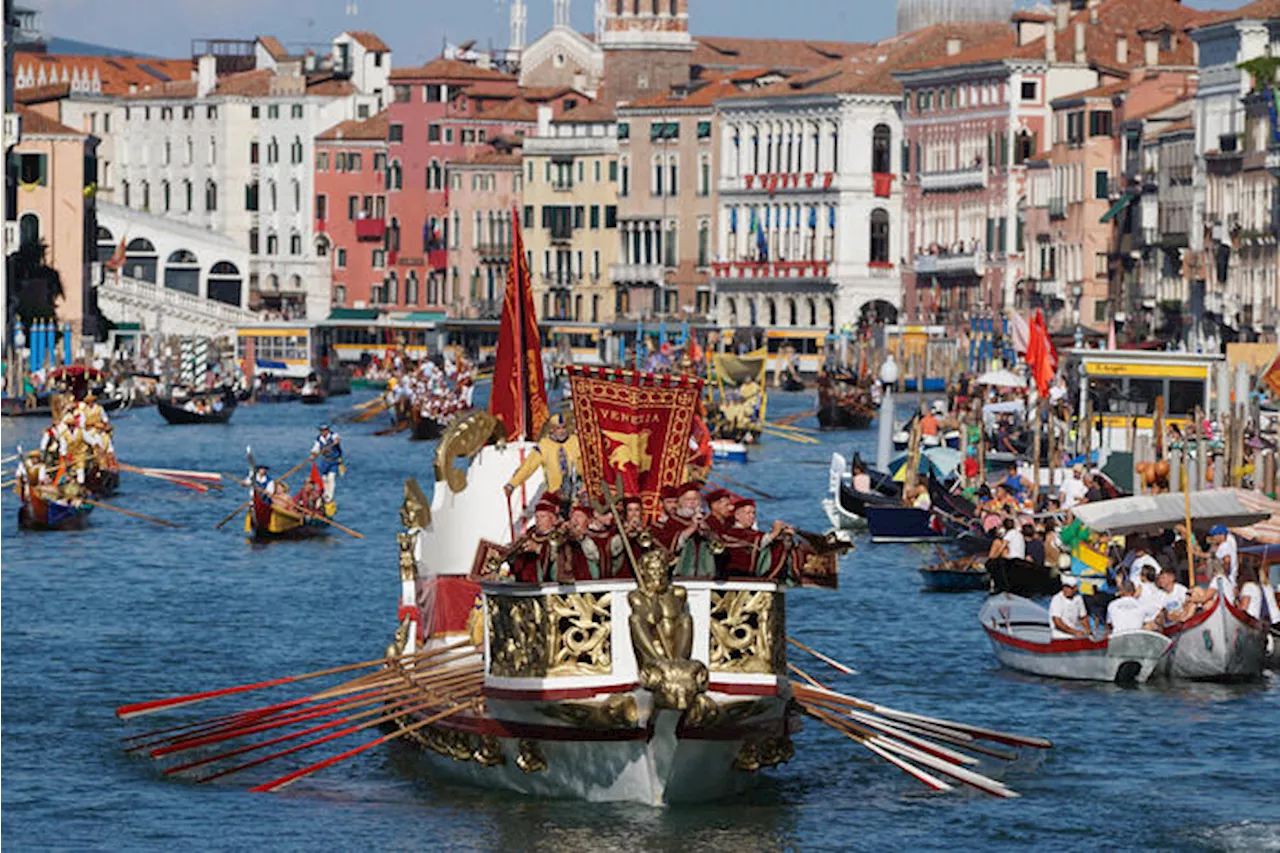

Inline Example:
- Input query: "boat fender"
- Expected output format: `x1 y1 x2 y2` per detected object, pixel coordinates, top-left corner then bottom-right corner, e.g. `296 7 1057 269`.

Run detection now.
398 605 424 643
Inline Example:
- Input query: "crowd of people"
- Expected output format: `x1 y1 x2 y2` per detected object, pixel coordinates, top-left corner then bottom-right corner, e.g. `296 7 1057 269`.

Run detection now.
14 393 115 503
384 355 476 426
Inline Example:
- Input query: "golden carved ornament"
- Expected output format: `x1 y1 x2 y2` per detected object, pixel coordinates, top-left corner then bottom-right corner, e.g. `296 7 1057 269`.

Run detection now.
538 694 639 730
732 734 794 772
515 739 547 773
487 596 549 678
401 477 431 530
434 411 506 493
546 592 612 676
473 735 505 767
397 532 417 582
709 590 785 674
628 548 717 722
486 592 614 678
385 616 412 659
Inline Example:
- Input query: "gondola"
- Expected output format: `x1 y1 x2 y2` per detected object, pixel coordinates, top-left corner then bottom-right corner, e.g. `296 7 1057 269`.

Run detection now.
864 505 950 543
984 557 1061 597
300 390 328 405
408 407 446 441
780 375 805 392
157 396 237 425
246 489 330 541
919 562 989 591
816 374 875 430
17 490 93 531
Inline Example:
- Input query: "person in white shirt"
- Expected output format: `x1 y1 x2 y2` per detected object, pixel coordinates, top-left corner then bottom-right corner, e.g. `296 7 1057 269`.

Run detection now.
1106 581 1145 636
1127 540 1163 585
989 517 1026 560
1058 465 1090 509
1236 563 1265 621
1154 566 1188 614
1049 575 1090 639
1208 526 1239 584
1206 556 1235 601
1135 565 1164 624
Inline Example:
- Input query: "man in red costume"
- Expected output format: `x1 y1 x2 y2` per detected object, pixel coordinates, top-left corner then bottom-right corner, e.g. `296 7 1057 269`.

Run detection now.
509 494 563 583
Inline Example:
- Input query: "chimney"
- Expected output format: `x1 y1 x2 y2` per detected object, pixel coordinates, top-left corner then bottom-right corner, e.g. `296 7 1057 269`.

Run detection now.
1116 35 1128 65
1074 22 1086 65
947 37 962 56
1055 0 1069 31
1045 24 1056 63
1144 35 1158 67
1088 0 1100 24
197 54 217 98
537 104 552 137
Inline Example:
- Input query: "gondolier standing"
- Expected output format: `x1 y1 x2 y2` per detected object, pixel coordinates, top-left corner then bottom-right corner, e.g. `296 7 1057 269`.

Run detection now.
308 424 344 516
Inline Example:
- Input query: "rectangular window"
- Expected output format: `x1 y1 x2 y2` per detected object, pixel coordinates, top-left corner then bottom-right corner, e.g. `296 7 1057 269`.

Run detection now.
291 104 303 119
1020 80 1037 102
594 160 601 183
337 248 347 269
244 182 259 211
428 124 441 142
523 205 533 228
393 84 411 103
590 205 600 229
267 105 279 119
444 127 453 144
1093 299 1108 324
349 153 362 172
426 84 442 102
697 120 712 140
1089 110 1113 137
316 150 329 171
649 121 678 141
620 163 629 196
573 205 584 229
316 194 327 221
1094 252 1108 278
618 122 630 140
348 195 358 220
1095 169 1110 200
251 106 260 119
249 141 259 164
604 205 617 228
16 153 47 186
609 160 618 182
389 123 404 142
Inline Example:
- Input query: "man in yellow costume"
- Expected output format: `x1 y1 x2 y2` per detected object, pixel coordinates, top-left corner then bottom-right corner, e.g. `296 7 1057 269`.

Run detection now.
504 412 581 503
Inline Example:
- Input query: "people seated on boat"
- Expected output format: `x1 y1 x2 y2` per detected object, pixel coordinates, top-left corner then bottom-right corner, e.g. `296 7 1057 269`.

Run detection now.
1059 464 1090 509
656 485 678 526
295 479 325 516
1205 556 1235 600
961 447 981 491
905 483 931 510
1164 584 1216 625
851 461 873 494
510 494 564 584
1134 564 1164 624
504 413 581 503
1207 525 1239 585
309 423 345 513
1049 575 1091 639
989 517 1027 561
1235 562 1265 621
1024 524 1046 566
919 407 941 446
1106 581 1145 636
1149 566 1189 623
999 464 1030 503
995 417 1020 454
248 465 273 501
1126 540 1163 585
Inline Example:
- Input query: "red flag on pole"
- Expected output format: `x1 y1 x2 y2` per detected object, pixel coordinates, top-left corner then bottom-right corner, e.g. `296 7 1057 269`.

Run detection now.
489 206 549 442
1025 309 1058 397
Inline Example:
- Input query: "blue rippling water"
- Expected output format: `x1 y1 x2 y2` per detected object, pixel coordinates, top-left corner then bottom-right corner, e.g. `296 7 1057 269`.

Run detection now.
3 389 1278 852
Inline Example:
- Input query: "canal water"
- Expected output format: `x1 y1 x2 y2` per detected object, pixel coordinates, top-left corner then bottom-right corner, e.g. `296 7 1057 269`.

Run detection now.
2 389 1277 852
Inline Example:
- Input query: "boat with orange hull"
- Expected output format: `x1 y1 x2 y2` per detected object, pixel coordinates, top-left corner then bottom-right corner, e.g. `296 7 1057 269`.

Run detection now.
245 490 330 541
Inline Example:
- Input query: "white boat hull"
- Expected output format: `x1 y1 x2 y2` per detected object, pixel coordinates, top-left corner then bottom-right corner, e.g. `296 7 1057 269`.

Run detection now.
1159 594 1268 681
979 594 1172 683
711 440 748 463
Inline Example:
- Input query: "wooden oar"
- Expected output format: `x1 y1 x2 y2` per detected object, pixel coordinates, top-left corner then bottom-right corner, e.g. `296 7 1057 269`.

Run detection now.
353 401 392 422
776 409 817 427
374 421 409 436
82 498 182 528
801 703 955 793
123 464 222 483
276 457 313 484
787 636 858 675
756 425 820 444
273 501 365 539
119 464 210 492
214 500 251 530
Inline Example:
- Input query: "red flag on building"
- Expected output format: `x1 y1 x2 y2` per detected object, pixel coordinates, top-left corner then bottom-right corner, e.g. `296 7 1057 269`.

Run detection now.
568 366 704 521
1025 309 1058 397
489 207 549 441
104 235 127 270
1261 352 1280 399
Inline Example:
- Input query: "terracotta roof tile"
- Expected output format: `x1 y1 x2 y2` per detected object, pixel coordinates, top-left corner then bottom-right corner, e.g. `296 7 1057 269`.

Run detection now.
17 105 83 137
626 78 748 109
305 75 357 96
456 80 525 99
14 54 193 97
346 31 390 52
211 68 274 97
691 35 867 74
317 109 388 141
451 148 522 167
1206 0 1280 25
551 101 616 123
257 36 289 61
476 98 539 122
389 58 515 82
15 82 70 104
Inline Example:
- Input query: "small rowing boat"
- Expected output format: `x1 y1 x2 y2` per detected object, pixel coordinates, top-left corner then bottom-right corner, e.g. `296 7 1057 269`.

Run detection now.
710 439 748 463
1158 591 1267 681
919 556 989 592
979 593 1171 683
246 489 330 541
17 489 93 531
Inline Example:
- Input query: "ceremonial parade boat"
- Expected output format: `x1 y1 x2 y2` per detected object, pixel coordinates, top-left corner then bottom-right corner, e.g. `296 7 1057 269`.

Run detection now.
816 373 875 430
979 594 1172 684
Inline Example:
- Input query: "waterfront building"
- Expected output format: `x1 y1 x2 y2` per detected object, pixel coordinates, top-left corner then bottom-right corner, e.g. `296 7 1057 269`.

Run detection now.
522 103 619 322
314 110 389 310
445 141 525 319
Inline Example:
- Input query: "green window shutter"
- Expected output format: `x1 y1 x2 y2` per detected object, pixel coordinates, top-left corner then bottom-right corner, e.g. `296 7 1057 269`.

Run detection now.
1095 170 1109 200
986 217 994 251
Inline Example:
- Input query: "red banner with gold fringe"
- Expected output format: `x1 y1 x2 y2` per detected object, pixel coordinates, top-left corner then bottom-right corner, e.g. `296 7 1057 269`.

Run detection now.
567 366 704 520
489 208 549 442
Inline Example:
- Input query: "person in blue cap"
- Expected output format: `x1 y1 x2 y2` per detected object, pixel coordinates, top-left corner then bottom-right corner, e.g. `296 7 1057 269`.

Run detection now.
309 423 344 516
1207 524 1238 585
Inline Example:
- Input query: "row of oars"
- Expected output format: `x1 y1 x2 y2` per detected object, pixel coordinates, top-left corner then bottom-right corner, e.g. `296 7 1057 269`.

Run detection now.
117 640 484 792
786 643 1050 798
118 462 224 494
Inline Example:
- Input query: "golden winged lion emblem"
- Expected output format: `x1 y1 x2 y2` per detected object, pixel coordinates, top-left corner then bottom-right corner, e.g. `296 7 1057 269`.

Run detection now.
602 429 654 473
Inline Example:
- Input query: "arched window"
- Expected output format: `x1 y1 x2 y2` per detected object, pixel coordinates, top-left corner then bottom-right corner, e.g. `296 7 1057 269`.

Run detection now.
249 227 260 255
125 238 158 282
869 208 890 264
266 232 278 255
616 0 623 13
291 179 301 211
807 298 817 326
18 213 39 249
95 226 115 262
748 298 758 326
872 125 891 174
406 272 418 306
333 284 347 306
767 299 777 326
289 232 302 255
140 179 151 210
727 297 738 325
788 298 797 326
825 298 836 331
291 136 303 164
426 160 442 191
205 180 217 211
266 137 279 164
208 261 242 306
315 235 330 258
385 272 398 305
183 179 193 212
122 180 131 207
162 179 171 211
389 217 401 252
164 249 200 294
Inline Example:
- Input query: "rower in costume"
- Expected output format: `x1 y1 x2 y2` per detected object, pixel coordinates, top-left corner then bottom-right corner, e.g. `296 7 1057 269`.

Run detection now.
308 423 344 516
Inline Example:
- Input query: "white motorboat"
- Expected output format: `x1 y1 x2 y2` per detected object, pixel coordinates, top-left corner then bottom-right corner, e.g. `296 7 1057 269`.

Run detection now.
979 594 1172 684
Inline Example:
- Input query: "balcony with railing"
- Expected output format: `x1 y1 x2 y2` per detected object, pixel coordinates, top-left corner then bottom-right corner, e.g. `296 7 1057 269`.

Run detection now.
540 274 575 290
476 242 512 261
709 259 834 289
913 250 984 277
919 165 986 193
609 263 666 286
1048 197 1066 220
354 217 386 241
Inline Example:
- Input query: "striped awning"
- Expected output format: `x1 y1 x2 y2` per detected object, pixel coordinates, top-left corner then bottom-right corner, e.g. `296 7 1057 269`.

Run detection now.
1228 490 1280 543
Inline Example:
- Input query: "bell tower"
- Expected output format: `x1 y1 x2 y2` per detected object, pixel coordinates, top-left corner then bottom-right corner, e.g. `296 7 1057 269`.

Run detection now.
599 0 693 103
